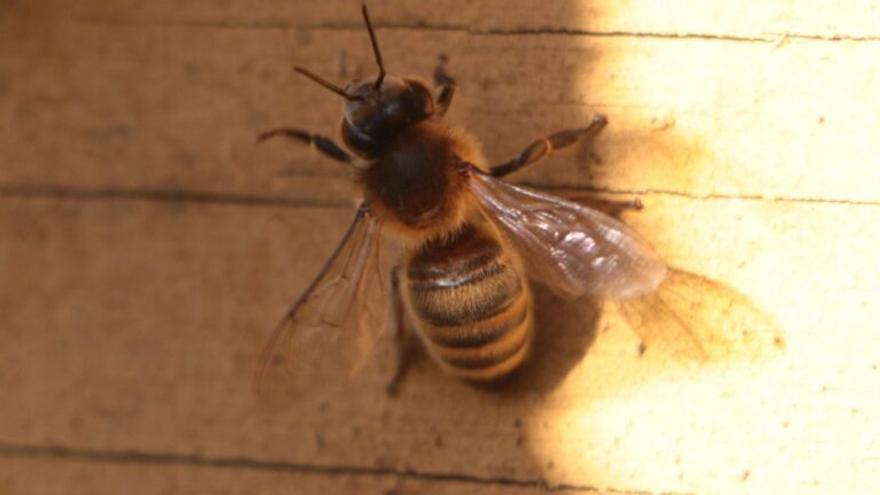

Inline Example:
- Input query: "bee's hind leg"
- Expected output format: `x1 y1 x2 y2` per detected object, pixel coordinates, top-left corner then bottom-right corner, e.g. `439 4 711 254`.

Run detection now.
257 128 353 164
490 114 607 178
386 265 417 397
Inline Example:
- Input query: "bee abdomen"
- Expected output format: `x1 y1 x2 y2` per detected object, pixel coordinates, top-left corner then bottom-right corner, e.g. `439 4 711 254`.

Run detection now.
424 293 532 380
428 299 528 348
405 225 533 380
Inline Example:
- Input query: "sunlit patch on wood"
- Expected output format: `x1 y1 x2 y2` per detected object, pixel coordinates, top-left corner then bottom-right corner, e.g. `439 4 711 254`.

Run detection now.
615 267 786 364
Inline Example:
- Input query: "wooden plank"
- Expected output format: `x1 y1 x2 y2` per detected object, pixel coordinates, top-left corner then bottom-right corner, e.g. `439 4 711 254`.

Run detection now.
1 194 877 494
3 1 880 494
20 0 880 39
0 453 611 495
3 13 880 203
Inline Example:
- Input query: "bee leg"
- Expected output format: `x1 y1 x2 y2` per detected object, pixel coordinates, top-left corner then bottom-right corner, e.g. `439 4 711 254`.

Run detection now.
490 114 607 178
434 54 456 117
565 196 644 219
387 265 415 397
256 128 353 163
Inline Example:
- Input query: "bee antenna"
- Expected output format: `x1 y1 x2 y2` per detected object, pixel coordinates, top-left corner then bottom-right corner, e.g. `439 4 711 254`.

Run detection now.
293 66 363 101
361 4 386 90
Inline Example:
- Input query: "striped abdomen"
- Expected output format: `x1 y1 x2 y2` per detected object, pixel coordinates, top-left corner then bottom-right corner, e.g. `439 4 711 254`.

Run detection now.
404 224 533 380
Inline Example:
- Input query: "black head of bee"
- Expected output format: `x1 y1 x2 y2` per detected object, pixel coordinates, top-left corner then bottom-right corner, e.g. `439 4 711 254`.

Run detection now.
340 76 434 158
293 4 436 158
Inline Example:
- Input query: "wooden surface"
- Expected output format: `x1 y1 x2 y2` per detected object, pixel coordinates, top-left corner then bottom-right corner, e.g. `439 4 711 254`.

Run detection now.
2 1 880 494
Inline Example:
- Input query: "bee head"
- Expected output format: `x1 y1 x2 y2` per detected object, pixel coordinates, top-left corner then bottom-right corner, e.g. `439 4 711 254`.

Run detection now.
340 77 434 157
293 4 435 158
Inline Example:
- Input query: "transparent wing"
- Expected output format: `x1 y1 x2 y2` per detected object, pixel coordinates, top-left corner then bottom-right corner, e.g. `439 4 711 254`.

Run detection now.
469 171 667 299
254 204 391 400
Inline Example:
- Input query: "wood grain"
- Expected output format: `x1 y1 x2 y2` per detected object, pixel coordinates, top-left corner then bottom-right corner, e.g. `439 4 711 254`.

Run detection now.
2 1 879 494
19 0 880 39
4 5 879 203
0 453 612 495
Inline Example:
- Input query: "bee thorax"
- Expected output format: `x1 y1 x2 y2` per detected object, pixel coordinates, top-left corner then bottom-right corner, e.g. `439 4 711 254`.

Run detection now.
357 122 482 243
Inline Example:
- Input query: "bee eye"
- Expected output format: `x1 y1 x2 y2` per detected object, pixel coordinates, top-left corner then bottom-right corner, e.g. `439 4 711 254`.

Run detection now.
404 80 434 119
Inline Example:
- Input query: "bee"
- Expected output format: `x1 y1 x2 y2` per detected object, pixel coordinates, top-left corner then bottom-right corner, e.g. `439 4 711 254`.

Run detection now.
255 5 668 395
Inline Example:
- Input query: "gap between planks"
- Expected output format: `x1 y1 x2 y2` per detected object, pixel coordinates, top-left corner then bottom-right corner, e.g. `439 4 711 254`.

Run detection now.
0 441 681 495
69 17 880 44
2 184 880 209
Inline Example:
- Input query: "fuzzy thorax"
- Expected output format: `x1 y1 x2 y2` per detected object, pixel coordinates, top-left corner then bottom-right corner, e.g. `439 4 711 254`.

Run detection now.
357 121 488 248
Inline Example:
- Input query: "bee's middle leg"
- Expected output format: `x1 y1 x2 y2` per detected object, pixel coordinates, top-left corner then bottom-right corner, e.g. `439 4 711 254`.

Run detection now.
386 265 416 397
565 195 644 219
257 128 353 163
490 114 607 178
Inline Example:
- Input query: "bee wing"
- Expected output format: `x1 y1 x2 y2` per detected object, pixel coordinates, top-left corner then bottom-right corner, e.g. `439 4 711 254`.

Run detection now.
468 171 667 299
254 205 391 399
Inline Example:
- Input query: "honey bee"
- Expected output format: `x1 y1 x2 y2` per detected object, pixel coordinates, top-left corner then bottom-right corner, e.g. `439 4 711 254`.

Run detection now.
255 5 668 395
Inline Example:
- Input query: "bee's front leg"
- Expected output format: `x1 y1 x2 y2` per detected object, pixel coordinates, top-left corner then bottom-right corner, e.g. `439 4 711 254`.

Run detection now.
490 115 607 178
257 127 353 164
433 55 456 117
